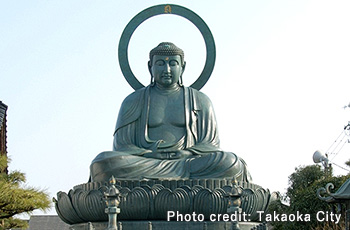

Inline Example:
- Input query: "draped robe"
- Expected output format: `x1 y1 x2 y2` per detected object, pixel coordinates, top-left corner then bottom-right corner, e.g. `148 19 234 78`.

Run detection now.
90 86 251 182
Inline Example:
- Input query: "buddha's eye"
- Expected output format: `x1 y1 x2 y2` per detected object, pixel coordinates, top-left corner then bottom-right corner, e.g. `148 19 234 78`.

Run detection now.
155 60 165 66
169 60 179 66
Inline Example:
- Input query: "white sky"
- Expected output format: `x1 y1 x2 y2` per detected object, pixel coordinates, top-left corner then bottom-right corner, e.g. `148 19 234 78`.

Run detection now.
1 0 350 215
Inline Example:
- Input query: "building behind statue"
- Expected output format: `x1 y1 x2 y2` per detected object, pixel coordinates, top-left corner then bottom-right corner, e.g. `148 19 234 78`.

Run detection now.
0 101 8 174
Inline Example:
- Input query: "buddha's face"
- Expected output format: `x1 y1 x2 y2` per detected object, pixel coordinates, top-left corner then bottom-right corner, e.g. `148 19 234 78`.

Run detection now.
150 55 184 88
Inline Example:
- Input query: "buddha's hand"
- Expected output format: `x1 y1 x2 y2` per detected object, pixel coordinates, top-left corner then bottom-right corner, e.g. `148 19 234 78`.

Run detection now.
143 150 193 160
173 150 193 159
158 150 193 160
143 151 163 159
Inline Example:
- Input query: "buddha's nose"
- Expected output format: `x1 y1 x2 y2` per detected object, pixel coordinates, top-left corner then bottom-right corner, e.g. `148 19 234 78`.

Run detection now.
164 63 171 73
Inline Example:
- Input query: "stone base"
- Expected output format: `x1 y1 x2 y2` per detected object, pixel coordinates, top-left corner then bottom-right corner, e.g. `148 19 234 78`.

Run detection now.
69 221 265 230
55 179 277 224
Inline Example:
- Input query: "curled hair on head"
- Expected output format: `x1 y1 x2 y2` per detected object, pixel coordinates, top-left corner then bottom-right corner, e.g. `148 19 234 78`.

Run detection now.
149 42 184 65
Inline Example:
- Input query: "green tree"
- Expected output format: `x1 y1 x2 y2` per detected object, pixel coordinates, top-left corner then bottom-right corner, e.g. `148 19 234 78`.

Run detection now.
268 164 349 230
0 155 51 229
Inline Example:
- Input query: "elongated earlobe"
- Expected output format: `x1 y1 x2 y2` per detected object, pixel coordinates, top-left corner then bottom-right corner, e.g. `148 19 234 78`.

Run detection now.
178 75 183 86
148 60 155 86
178 61 186 86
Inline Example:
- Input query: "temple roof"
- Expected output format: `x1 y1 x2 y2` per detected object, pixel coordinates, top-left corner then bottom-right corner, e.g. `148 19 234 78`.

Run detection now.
318 178 350 203
330 178 350 200
28 215 70 230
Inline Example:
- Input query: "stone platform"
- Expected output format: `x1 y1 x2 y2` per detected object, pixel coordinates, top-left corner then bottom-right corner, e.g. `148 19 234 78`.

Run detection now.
70 221 267 230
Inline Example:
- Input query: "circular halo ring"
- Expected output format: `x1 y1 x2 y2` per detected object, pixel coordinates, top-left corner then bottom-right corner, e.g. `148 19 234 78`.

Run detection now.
118 4 216 90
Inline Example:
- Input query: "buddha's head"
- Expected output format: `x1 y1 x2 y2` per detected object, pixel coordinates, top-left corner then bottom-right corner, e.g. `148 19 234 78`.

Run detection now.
148 42 186 88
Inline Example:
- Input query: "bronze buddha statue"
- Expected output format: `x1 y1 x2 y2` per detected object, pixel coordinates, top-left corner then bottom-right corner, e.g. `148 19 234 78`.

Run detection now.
90 42 252 183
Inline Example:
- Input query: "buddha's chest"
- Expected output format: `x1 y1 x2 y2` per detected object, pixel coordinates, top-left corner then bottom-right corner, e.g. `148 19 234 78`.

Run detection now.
148 90 185 128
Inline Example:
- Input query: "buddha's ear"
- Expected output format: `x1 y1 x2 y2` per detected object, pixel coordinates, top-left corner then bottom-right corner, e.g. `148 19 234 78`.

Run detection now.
148 60 152 76
181 61 186 74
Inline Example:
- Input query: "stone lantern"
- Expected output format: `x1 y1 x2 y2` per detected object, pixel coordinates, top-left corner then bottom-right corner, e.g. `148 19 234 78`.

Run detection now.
104 176 121 230
226 178 243 230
